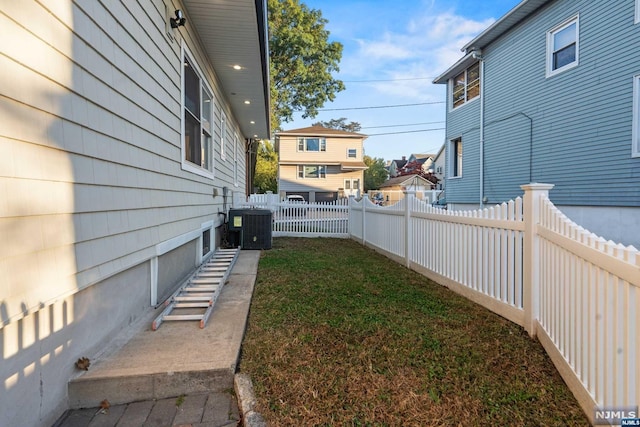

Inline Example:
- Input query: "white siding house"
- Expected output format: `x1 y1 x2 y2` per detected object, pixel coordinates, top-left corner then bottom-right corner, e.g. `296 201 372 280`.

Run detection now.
0 1 270 425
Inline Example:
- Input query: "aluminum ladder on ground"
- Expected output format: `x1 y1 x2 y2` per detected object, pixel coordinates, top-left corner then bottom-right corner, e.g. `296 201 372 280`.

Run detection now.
152 248 240 330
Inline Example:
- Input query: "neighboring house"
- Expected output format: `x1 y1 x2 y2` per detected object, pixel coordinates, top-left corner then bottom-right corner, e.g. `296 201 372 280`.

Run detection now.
433 0 640 248
0 2 270 426
275 126 368 201
388 156 408 177
407 153 436 174
432 144 446 189
378 174 437 205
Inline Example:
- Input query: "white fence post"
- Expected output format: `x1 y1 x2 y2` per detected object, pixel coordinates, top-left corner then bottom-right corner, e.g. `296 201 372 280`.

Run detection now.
404 189 416 268
359 195 366 246
521 183 554 337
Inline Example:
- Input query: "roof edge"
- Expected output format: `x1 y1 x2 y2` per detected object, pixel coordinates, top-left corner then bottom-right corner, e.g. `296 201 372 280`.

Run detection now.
462 0 551 52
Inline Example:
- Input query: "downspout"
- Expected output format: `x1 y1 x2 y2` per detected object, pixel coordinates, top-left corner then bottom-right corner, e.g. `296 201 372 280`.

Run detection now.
475 51 485 208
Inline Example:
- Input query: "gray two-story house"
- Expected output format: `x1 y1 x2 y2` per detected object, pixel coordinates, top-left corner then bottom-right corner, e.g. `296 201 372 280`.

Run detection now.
0 1 269 426
434 0 640 248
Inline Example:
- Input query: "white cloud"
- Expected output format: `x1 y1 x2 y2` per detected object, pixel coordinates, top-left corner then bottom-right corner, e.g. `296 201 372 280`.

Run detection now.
338 9 495 100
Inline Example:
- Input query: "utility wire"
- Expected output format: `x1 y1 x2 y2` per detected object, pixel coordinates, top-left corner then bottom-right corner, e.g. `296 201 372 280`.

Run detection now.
342 77 436 83
367 128 445 136
361 120 444 129
318 101 444 111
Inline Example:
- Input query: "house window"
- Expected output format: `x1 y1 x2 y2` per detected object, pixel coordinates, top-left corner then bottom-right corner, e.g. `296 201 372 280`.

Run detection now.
633 75 640 157
450 138 462 178
297 165 326 178
297 137 326 152
202 228 211 256
347 148 357 158
451 62 480 109
636 0 640 24
181 47 213 178
547 15 579 77
220 110 227 160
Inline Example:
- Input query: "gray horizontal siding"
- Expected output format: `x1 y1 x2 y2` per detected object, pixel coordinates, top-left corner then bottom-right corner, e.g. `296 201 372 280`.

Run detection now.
1 0 248 321
444 0 640 206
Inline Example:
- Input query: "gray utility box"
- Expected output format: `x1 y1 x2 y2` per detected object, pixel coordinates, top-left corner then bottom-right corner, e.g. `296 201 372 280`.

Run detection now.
228 208 272 250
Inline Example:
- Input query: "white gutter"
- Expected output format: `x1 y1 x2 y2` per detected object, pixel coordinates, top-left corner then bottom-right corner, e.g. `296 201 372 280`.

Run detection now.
477 53 485 208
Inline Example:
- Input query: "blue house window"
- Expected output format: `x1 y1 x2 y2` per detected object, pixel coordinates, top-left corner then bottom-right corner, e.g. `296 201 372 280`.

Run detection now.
451 63 480 109
450 138 462 178
547 15 579 77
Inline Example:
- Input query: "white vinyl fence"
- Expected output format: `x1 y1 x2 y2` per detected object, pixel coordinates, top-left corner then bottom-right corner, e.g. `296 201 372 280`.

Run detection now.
349 184 639 425
233 193 349 237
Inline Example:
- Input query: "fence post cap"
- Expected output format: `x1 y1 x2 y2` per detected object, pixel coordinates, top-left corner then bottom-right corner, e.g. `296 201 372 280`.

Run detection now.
520 183 554 191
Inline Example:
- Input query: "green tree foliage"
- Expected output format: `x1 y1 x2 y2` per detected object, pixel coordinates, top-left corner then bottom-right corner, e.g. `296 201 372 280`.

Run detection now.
312 117 361 132
254 140 278 193
363 155 388 191
268 0 345 130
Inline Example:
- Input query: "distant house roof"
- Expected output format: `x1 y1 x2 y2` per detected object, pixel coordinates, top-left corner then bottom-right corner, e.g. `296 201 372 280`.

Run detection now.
276 125 367 138
379 174 435 189
391 159 407 169
410 153 435 160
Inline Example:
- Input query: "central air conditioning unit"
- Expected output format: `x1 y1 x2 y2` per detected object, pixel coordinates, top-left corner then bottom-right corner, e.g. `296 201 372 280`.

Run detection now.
227 208 272 250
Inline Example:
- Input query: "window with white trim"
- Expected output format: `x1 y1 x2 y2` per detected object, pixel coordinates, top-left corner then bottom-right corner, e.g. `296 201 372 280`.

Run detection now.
546 15 579 77
297 165 326 179
181 46 213 178
632 75 640 157
636 0 640 24
449 138 462 178
347 148 357 158
297 137 326 152
220 110 227 160
451 62 480 109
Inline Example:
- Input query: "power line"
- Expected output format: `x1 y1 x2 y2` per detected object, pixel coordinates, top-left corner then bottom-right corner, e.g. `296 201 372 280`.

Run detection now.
361 121 444 129
318 101 444 111
342 77 436 83
367 128 445 136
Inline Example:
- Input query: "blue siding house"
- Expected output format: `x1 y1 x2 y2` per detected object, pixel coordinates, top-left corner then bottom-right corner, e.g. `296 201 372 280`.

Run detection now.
434 0 640 248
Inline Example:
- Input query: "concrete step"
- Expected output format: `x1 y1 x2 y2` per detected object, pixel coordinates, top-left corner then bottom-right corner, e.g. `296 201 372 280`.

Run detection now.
67 250 261 409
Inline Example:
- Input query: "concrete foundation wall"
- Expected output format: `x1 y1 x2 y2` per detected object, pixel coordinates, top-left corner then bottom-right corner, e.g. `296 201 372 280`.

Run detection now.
558 205 640 250
0 262 149 427
449 203 640 249
157 241 198 303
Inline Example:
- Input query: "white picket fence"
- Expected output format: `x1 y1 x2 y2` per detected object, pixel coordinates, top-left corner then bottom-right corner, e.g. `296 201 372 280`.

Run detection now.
233 193 349 237
349 184 639 424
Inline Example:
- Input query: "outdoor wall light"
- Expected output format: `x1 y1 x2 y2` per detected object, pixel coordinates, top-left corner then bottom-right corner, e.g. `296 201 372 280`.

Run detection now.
170 10 186 28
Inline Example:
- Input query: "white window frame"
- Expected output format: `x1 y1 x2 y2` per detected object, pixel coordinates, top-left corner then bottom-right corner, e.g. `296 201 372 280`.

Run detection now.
220 110 227 161
636 0 640 24
546 15 579 78
449 137 462 178
450 62 480 110
297 165 327 179
347 148 357 158
297 137 326 152
234 132 240 186
180 43 214 179
632 75 640 158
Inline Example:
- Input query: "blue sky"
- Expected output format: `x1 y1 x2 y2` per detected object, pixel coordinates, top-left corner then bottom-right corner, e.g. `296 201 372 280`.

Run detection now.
282 0 522 162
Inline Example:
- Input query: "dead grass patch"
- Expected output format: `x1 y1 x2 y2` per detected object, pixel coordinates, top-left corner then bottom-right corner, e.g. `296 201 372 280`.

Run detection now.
239 238 589 426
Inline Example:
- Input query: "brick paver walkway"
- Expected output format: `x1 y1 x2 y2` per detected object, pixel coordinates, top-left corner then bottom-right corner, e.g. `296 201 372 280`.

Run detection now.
54 392 239 427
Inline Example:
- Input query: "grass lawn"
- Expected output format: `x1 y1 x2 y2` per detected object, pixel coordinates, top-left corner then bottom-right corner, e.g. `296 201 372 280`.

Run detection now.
239 237 589 426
